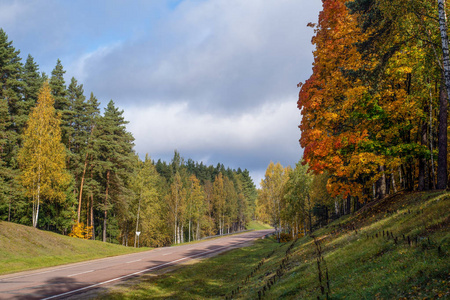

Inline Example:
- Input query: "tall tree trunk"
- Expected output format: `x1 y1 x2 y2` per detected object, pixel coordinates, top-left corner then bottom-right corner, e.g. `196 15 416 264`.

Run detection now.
77 153 89 223
429 87 437 189
174 201 178 244
334 200 339 217
103 170 110 242
134 191 141 248
438 0 449 189
398 167 404 189
90 193 95 240
391 170 397 193
437 79 448 189
188 219 191 242
8 195 11 222
376 166 386 199
418 120 428 191
34 166 41 228
196 221 200 240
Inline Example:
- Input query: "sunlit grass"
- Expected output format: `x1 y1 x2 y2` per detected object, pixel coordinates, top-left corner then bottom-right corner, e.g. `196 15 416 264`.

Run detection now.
246 220 273 230
95 191 449 299
0 221 149 275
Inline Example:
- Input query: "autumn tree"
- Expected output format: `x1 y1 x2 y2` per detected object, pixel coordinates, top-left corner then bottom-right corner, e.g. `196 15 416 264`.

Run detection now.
257 162 291 240
298 0 450 203
185 174 205 242
129 154 163 247
18 82 71 228
283 161 313 235
167 171 186 244
212 172 226 235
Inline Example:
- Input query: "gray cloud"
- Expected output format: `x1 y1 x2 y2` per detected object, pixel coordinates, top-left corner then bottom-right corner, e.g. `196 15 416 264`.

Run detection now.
72 0 321 115
0 0 321 185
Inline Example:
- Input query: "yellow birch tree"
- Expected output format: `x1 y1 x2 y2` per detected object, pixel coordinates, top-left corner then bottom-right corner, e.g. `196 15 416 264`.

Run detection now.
18 82 71 228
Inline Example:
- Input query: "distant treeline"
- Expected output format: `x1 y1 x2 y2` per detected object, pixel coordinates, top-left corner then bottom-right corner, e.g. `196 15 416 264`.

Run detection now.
0 28 257 246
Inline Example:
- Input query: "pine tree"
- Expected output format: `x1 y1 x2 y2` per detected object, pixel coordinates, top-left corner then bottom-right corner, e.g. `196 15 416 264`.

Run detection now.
19 55 43 135
0 28 24 222
49 59 71 147
94 100 134 242
75 92 100 225
18 82 71 228
0 98 11 220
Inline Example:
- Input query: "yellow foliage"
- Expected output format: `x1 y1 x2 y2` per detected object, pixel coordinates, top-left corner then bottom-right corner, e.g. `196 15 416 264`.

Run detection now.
69 222 93 240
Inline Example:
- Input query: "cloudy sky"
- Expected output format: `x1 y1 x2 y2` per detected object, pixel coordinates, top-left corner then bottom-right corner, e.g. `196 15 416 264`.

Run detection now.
0 0 322 186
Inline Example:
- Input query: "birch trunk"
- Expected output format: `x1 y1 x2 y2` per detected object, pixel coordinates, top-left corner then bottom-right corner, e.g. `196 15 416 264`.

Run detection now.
134 191 141 248
438 0 449 189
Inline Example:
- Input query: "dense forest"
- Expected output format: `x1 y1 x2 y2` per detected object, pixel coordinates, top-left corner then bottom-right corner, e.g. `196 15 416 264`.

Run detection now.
2 0 450 247
257 0 450 238
0 28 257 247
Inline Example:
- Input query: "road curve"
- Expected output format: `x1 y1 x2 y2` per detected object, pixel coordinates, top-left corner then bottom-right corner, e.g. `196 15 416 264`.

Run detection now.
0 229 274 299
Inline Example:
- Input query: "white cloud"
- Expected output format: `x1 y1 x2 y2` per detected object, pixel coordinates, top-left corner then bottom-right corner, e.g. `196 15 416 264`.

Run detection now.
125 99 299 152
124 96 303 181
1 0 319 185
73 0 321 114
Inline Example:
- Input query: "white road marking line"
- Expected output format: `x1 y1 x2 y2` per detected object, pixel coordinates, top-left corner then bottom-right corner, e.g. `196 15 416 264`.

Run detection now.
126 259 142 264
162 252 173 256
67 270 94 277
0 251 152 281
41 235 265 300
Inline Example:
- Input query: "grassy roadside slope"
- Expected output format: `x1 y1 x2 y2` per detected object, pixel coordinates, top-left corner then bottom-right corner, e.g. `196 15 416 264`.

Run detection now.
0 221 149 275
95 191 449 299
246 220 273 231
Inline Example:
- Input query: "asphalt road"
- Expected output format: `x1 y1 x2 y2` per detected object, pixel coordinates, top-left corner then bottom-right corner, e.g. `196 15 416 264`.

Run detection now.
0 229 274 299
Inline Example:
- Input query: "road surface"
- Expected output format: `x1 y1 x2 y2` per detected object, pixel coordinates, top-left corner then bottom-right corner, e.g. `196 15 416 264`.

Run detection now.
0 229 273 299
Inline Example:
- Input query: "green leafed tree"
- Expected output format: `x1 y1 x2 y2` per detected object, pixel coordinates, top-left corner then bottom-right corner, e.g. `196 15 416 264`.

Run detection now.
283 161 313 235
18 82 71 228
257 162 291 240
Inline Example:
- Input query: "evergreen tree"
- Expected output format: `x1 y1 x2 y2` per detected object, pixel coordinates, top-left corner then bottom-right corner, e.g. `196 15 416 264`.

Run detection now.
94 100 134 242
19 55 42 134
0 99 11 220
49 59 71 146
0 28 24 223
75 92 100 225
66 77 84 156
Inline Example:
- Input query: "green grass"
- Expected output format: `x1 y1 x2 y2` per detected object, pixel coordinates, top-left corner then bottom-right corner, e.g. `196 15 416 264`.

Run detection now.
94 191 450 299
0 221 149 275
246 220 273 230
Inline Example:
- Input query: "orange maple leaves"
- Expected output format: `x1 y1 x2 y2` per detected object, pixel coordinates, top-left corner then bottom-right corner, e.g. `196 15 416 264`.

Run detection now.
299 0 441 200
